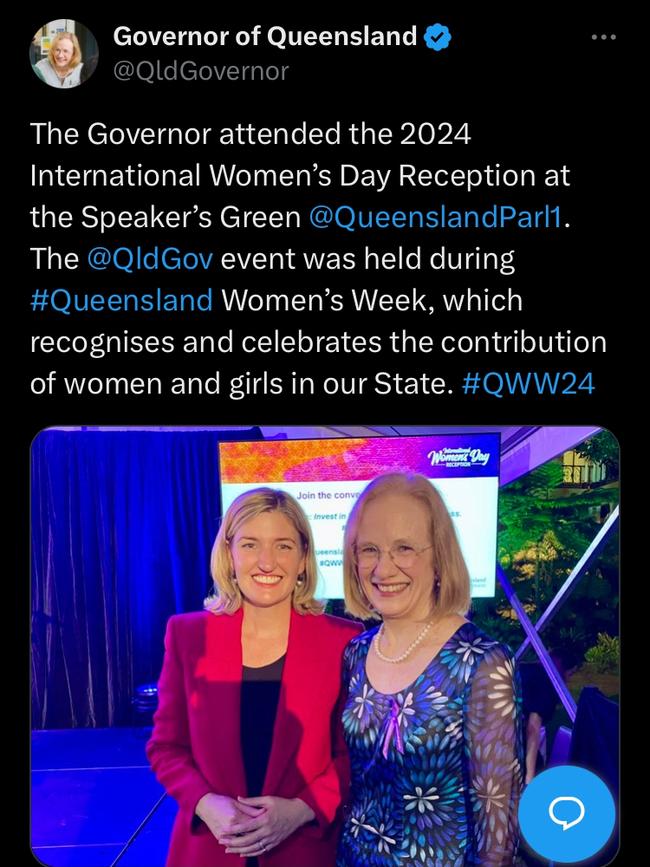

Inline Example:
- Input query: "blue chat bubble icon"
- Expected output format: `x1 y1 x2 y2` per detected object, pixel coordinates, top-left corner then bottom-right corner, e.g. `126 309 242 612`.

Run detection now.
519 766 616 863
549 796 585 831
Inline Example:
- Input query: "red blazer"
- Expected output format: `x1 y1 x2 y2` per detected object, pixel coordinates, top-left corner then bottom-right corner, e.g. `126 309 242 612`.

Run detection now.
146 608 362 867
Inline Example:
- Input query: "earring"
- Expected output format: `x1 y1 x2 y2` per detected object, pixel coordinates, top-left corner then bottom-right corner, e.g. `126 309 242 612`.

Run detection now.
296 573 305 585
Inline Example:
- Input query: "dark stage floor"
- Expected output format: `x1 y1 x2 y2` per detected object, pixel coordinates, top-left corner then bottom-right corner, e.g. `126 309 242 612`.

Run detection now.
31 728 177 866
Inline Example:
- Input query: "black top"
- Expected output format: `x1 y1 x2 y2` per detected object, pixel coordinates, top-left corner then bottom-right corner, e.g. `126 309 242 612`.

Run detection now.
241 654 285 867
241 654 286 795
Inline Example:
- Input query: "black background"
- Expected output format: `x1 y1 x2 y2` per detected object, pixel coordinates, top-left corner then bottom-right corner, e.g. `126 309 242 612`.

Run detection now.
19 6 629 424
16 4 634 865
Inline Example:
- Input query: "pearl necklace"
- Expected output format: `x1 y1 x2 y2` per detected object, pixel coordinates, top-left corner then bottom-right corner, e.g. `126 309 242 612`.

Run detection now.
373 621 434 663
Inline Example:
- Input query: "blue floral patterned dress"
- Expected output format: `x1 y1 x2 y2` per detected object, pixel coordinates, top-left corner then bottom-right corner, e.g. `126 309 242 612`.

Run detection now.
337 621 524 867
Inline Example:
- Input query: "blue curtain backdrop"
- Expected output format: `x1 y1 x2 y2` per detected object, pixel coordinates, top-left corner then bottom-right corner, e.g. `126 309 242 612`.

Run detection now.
31 429 262 729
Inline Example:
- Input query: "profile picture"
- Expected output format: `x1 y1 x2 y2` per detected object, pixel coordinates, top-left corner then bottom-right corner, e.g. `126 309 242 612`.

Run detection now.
30 19 98 88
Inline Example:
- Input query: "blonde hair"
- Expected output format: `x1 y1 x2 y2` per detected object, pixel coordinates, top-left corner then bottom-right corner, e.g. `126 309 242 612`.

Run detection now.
205 487 325 616
48 32 82 69
343 472 471 620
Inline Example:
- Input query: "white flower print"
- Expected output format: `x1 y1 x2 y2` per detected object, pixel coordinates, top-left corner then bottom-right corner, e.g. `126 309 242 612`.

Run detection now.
354 682 376 719
396 691 416 727
473 774 507 814
404 784 441 813
424 685 449 712
375 822 396 854
487 658 516 717
458 637 493 665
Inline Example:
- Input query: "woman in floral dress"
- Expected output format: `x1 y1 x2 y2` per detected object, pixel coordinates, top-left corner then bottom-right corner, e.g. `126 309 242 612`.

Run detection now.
337 473 524 867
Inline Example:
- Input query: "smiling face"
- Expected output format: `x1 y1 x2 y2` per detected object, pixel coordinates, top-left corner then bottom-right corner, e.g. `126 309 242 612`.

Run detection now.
355 493 436 621
230 510 306 611
53 38 74 68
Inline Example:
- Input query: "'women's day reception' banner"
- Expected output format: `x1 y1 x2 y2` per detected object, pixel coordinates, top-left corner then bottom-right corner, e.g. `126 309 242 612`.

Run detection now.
219 433 500 598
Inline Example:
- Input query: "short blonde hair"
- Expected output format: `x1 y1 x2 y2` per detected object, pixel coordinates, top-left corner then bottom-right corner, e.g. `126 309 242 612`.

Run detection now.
205 487 324 616
48 32 82 69
343 472 471 620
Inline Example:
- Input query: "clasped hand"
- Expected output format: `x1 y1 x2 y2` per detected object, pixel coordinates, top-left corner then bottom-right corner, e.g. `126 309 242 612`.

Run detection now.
207 794 314 855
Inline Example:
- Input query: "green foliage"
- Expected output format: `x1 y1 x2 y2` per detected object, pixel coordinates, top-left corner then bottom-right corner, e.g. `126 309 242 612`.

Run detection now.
584 633 620 673
470 599 522 649
574 430 619 476
478 430 619 662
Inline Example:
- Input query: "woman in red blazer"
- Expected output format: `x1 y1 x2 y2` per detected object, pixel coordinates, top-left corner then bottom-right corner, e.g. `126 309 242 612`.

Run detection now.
147 488 361 867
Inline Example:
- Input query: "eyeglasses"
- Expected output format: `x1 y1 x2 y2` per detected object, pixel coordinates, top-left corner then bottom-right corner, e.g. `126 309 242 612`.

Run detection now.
353 543 433 570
